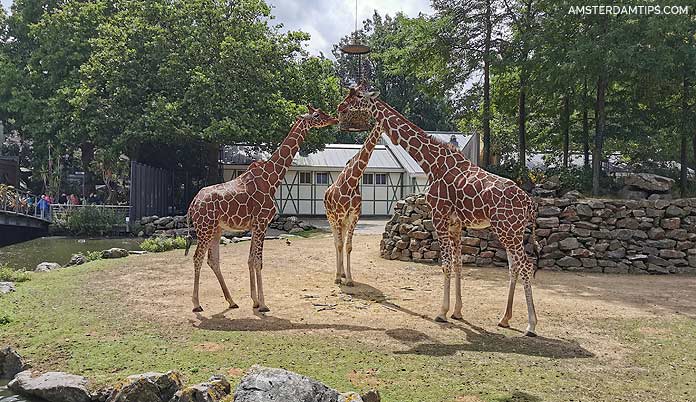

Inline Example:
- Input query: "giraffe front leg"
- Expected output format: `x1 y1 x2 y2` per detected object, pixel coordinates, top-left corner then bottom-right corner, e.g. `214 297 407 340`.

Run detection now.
250 226 269 312
450 223 463 320
248 245 258 309
433 223 453 323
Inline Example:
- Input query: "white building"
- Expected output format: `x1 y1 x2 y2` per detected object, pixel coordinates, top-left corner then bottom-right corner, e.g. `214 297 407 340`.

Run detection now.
221 131 479 216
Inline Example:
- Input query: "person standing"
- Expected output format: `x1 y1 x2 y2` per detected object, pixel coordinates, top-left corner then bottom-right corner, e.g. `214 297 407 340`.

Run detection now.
37 195 50 219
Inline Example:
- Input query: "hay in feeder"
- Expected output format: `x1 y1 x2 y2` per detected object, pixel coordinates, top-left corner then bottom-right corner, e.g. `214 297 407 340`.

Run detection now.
339 109 371 132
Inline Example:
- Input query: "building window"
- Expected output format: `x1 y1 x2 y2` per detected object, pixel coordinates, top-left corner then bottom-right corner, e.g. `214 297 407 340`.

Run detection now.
362 173 374 185
299 171 311 184
375 173 387 185
316 172 329 185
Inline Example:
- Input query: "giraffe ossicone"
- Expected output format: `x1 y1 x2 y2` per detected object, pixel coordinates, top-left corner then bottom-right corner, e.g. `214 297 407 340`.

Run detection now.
185 106 339 313
337 85 541 336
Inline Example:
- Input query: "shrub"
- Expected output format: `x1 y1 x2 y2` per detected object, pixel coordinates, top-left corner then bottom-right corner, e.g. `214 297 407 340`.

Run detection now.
0 265 31 282
140 236 187 253
0 313 12 325
85 251 103 262
59 206 121 236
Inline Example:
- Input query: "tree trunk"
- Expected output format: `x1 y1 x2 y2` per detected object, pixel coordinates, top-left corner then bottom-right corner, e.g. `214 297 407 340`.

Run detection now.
582 79 590 167
482 0 492 167
562 95 570 168
80 142 95 197
681 73 690 196
518 71 527 167
593 73 608 196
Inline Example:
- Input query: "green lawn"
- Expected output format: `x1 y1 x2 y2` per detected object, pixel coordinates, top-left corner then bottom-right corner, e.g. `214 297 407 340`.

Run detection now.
1 245 695 402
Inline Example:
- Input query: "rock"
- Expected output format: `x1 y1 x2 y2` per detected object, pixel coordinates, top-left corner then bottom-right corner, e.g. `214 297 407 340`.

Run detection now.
648 227 666 240
661 218 681 230
8 371 91 402
108 371 182 402
410 231 430 240
101 248 130 259
67 253 87 266
0 346 27 379
575 204 593 217
624 173 674 192
173 375 230 402
558 237 580 251
538 206 561 217
536 217 559 229
665 205 686 218
35 262 62 272
557 256 582 267
659 249 686 259
234 366 362 402
0 282 15 295
144 224 156 236
563 190 583 199
620 187 648 200
289 227 304 234
360 390 380 402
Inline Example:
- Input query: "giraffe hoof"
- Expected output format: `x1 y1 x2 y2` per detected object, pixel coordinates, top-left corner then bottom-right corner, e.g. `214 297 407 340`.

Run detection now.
450 314 463 321
334 278 342 285
434 316 448 323
257 306 270 313
192 306 203 313
497 322 510 328
524 331 537 337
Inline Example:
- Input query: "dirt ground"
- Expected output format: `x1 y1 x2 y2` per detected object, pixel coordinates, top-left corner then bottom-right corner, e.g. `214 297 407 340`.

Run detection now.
95 233 696 361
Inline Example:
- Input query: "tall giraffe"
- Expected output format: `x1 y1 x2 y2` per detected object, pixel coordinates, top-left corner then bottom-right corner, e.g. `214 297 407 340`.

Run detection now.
185 106 338 313
324 124 382 286
337 85 541 336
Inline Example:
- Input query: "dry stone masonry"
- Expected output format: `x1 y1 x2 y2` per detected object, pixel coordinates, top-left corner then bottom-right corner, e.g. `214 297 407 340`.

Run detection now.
381 193 696 274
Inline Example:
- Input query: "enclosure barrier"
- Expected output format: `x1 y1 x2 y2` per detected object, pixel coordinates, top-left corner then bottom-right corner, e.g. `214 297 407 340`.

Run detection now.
381 194 696 274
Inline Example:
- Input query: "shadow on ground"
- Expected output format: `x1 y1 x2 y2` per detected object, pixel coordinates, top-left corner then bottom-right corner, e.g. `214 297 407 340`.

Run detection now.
193 310 385 333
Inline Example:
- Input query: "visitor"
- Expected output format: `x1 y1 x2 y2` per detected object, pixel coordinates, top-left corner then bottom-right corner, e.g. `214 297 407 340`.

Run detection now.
59 193 68 204
69 193 80 205
37 195 50 219
88 192 99 204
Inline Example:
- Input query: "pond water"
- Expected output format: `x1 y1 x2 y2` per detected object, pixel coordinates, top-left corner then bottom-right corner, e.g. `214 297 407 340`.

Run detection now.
0 380 34 402
0 237 143 271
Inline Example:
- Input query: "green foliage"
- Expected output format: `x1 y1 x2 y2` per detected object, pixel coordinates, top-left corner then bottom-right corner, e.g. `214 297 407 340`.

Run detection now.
0 312 12 325
58 206 120 236
0 265 32 282
85 251 103 262
139 236 187 253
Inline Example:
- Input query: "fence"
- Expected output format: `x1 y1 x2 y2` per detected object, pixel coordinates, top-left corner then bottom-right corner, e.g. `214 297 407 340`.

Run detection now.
0 185 50 221
129 161 175 222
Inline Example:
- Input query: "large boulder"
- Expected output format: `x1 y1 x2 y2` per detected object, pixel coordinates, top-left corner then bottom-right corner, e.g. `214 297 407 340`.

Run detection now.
101 248 129 259
107 371 182 402
35 262 62 272
0 282 15 295
67 253 87 266
172 375 230 402
8 370 91 402
0 346 27 379
624 173 674 192
234 366 363 402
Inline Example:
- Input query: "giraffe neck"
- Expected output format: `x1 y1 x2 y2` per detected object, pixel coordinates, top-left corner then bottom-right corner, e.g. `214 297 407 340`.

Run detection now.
265 119 309 191
347 125 382 179
371 100 444 177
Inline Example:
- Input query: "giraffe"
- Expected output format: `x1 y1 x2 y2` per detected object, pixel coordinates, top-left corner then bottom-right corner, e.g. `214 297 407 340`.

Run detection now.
185 106 339 313
324 123 382 286
337 85 541 336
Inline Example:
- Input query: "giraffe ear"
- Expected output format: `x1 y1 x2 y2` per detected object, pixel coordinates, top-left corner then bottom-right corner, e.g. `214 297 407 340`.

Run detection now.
306 104 317 113
367 90 380 99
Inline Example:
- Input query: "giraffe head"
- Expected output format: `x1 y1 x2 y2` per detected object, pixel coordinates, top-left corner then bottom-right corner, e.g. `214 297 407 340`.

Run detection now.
299 105 339 128
337 83 388 139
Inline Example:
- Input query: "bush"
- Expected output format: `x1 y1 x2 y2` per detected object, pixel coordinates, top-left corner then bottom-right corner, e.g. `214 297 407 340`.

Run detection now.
140 236 187 253
0 265 31 282
59 206 121 236
0 313 12 325
85 251 103 262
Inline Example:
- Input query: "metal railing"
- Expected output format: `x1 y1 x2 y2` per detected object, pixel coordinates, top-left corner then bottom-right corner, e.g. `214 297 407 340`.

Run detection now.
0 185 52 222
50 204 131 230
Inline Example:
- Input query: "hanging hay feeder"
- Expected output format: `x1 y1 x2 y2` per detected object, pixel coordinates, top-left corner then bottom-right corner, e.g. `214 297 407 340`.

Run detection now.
339 108 371 132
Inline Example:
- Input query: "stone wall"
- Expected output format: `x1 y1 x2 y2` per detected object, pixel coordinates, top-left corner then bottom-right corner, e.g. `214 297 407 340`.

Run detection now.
380 193 696 274
133 215 314 237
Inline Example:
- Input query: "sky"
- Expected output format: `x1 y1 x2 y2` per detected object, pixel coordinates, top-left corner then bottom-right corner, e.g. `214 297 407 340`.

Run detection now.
0 0 434 57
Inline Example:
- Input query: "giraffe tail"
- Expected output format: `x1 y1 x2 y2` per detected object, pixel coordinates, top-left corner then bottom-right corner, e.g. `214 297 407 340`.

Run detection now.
529 200 541 278
184 213 193 256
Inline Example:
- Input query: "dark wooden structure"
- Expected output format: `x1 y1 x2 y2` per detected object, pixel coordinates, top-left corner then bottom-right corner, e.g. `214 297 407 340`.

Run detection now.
129 161 174 222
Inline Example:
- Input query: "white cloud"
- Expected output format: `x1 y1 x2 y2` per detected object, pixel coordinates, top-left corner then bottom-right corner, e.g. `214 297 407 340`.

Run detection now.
267 0 433 57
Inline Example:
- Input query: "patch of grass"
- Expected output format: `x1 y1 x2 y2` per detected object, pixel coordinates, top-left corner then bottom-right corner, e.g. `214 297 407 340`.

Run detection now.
0 312 12 325
0 265 32 282
140 236 187 252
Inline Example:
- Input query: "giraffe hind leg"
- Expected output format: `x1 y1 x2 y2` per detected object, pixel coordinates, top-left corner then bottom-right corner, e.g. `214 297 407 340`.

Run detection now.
192 237 211 312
